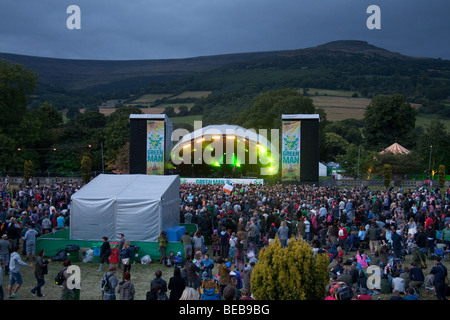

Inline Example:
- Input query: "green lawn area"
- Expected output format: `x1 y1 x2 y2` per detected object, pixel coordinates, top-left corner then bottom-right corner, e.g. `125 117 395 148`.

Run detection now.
6 239 447 300
301 88 359 97
416 114 450 131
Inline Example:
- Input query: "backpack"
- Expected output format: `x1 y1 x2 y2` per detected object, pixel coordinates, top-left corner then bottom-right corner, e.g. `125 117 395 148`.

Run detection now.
327 215 333 224
55 269 65 285
338 228 345 237
100 273 112 292
199 277 220 300
52 248 67 262
328 281 353 300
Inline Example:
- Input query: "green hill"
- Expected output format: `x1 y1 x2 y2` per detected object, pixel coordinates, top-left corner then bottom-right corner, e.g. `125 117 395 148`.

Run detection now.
0 51 280 91
1 40 450 124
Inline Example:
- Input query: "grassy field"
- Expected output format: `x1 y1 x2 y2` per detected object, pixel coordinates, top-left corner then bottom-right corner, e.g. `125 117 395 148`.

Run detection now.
171 91 211 99
310 92 370 121
131 94 173 104
130 91 211 105
415 114 450 131
3 239 448 300
95 89 450 130
1 253 175 300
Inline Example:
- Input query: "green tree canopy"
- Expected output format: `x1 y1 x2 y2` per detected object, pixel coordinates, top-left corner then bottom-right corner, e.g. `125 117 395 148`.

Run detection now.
237 88 315 130
416 119 450 171
323 132 349 162
363 94 417 150
0 60 38 135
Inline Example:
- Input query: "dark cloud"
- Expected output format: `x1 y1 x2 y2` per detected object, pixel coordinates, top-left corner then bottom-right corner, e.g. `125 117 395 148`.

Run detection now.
0 0 448 60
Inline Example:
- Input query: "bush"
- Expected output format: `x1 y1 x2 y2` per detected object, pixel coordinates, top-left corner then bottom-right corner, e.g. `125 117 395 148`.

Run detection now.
250 237 329 300
81 155 92 183
383 164 392 188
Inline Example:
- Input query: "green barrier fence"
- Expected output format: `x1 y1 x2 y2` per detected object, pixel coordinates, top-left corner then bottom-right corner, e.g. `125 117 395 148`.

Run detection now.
36 225 196 262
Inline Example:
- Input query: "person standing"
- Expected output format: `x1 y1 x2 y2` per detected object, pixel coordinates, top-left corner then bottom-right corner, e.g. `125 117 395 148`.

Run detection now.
60 259 75 300
118 272 135 300
102 265 119 300
7 218 21 247
168 267 186 300
338 222 349 255
235 238 246 272
441 223 450 249
158 231 168 264
411 244 427 269
117 233 126 271
217 258 231 298
8 245 33 299
184 254 200 289
408 261 424 297
56 213 65 228
41 214 52 234
367 222 380 255
219 227 230 260
97 236 111 272
192 230 204 255
181 230 193 260
22 225 38 261
31 249 50 297
150 269 168 297
277 221 289 248
391 229 403 260
0 234 11 275
119 240 133 274
429 256 448 300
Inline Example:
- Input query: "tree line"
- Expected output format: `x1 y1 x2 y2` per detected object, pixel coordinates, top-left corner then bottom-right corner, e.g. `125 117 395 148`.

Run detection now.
1 59 449 181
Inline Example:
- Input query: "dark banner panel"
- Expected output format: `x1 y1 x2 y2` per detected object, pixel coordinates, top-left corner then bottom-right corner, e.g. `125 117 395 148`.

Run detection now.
300 119 319 183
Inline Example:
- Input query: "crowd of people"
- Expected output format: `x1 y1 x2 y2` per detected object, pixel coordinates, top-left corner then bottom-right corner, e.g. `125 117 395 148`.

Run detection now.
176 182 450 300
1 175 450 300
0 178 78 299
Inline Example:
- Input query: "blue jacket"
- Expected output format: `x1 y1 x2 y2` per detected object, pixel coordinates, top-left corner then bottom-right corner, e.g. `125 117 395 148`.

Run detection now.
430 263 448 285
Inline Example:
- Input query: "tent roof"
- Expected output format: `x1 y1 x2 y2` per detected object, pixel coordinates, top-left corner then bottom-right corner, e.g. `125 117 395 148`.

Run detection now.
71 174 179 201
379 142 410 155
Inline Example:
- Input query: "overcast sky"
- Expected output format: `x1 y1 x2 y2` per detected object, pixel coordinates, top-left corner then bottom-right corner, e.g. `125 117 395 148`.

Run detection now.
0 0 449 60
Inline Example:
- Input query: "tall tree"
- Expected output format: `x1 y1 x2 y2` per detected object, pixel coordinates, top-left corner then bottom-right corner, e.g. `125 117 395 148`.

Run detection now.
0 60 38 135
236 89 327 160
417 119 450 172
237 88 315 130
363 94 417 150
81 155 92 183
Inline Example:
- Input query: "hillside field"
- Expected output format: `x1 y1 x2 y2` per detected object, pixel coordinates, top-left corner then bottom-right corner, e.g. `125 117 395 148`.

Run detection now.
93 89 450 131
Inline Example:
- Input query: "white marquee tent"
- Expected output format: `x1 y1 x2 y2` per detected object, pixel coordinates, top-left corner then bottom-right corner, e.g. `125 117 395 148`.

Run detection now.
70 174 180 242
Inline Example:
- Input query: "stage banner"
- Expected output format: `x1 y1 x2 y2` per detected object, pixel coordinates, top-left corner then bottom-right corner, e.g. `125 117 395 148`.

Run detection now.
281 120 301 181
179 178 264 185
146 120 165 175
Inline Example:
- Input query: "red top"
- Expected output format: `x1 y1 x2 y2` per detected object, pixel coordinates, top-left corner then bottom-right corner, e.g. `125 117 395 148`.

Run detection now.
338 227 348 239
